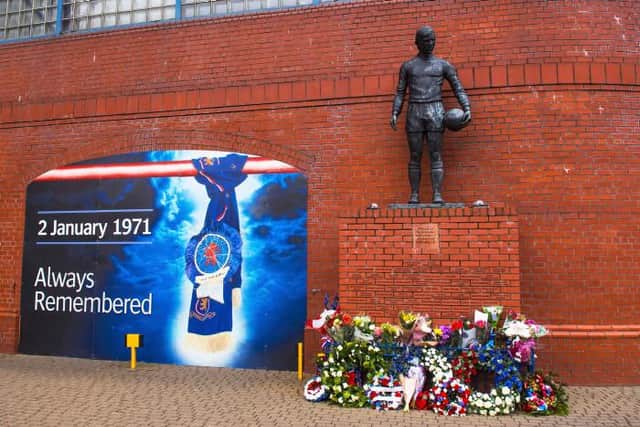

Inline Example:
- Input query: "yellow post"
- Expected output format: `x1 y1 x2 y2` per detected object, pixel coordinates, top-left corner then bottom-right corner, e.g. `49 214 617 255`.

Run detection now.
130 347 137 370
297 342 303 381
125 333 142 370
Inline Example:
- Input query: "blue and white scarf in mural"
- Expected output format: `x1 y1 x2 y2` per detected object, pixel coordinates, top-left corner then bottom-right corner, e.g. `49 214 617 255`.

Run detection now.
184 154 247 336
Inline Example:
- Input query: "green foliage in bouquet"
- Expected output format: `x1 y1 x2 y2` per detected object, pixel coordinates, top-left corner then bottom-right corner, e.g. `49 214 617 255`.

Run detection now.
379 322 402 344
551 376 569 416
319 341 389 407
482 306 503 332
327 313 354 343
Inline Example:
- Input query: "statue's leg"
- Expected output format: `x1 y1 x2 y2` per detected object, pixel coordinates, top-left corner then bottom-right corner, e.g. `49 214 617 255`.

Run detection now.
407 132 424 204
427 131 444 204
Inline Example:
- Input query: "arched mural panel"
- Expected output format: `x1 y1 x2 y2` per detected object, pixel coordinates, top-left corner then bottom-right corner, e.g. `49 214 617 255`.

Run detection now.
20 150 307 370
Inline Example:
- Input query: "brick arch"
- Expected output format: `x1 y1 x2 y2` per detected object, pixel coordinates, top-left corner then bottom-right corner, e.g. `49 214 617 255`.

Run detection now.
21 128 315 186
9 126 316 358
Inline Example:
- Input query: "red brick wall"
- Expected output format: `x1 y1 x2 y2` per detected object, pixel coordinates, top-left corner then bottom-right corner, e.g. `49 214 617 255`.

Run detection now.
538 330 640 385
339 206 520 323
1 0 639 383
0 313 19 353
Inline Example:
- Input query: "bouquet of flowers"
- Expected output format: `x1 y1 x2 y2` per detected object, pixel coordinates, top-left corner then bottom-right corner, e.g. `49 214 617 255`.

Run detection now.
377 322 402 344
503 311 549 339
482 306 503 332
502 311 549 365
521 373 568 416
508 337 536 363
352 315 376 343
399 310 418 331
399 312 437 346
461 318 478 349
439 319 464 348
326 312 355 343
474 319 489 346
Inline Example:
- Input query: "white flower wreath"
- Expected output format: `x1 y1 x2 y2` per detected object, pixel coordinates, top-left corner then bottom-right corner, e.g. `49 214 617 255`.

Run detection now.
469 385 521 416
417 347 453 385
303 376 328 402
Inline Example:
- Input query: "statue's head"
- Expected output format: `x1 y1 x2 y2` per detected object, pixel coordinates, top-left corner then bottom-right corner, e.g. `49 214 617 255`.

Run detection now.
415 25 436 55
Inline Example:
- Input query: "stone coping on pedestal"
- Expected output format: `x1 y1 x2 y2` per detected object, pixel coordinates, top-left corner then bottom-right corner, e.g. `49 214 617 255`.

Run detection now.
389 203 465 209
339 203 516 218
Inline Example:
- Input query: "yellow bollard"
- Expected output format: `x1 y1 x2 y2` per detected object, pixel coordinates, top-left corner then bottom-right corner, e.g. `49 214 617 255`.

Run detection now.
130 347 137 370
297 342 303 381
125 333 143 370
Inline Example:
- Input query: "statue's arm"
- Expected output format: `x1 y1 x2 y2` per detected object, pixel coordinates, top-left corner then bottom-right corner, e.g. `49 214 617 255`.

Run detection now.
391 63 408 130
444 62 471 122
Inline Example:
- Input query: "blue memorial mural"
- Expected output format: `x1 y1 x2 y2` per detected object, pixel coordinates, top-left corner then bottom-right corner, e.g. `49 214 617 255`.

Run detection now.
20 150 307 370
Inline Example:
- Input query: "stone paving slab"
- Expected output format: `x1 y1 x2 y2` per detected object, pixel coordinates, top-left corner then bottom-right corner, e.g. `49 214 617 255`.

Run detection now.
1 354 639 426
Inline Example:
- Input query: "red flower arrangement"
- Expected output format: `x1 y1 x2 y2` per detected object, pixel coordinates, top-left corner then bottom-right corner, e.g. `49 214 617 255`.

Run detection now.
451 350 479 385
414 391 429 410
427 378 471 416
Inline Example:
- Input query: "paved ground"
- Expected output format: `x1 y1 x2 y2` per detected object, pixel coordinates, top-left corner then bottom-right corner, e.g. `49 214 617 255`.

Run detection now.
0 354 639 427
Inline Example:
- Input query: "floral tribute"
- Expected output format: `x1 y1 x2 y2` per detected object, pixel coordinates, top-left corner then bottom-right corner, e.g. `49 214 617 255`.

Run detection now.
303 376 328 402
417 347 453 385
304 296 567 417
521 373 569 415
426 378 471 416
365 375 404 410
469 385 521 415
451 350 478 384
318 341 386 407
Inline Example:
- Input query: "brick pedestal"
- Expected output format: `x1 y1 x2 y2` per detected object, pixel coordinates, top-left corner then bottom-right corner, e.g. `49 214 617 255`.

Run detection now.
338 206 520 324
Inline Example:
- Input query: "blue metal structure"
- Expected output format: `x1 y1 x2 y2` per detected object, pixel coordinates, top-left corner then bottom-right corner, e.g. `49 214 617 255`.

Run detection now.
1 0 341 43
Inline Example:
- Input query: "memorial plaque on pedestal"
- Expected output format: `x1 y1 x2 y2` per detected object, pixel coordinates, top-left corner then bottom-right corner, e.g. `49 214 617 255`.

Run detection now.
412 223 440 254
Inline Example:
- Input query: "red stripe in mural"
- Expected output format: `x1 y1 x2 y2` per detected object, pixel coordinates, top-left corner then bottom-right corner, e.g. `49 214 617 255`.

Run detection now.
34 157 299 181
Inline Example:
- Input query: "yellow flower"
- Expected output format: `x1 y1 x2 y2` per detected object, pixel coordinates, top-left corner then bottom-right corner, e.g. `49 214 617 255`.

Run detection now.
399 310 417 329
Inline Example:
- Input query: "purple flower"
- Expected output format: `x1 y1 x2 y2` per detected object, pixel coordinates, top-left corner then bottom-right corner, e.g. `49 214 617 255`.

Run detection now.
439 325 452 344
